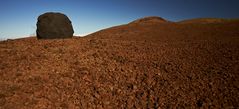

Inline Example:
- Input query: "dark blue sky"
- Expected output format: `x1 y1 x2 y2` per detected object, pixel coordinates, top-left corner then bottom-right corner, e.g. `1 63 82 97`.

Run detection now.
0 0 239 39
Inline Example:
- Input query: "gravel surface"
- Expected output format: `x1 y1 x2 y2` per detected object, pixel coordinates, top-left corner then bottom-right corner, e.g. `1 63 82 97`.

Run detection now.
0 19 239 108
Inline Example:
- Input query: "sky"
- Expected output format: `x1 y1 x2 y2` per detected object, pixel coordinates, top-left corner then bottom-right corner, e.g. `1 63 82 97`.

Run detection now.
0 0 239 39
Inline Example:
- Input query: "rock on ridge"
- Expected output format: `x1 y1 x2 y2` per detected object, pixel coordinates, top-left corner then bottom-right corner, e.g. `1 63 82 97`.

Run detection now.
36 12 74 39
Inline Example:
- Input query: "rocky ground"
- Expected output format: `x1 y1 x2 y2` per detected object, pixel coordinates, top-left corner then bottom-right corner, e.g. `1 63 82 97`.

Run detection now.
0 17 239 108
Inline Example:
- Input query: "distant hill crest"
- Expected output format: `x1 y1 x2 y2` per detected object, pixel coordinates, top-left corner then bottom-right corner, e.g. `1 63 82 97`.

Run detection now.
129 16 170 24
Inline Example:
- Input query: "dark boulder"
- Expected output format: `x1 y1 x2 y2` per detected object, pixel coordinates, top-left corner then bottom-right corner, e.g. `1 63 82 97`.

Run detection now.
36 12 74 39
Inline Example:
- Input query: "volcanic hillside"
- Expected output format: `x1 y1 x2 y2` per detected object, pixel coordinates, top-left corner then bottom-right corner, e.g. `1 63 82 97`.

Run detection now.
0 17 239 108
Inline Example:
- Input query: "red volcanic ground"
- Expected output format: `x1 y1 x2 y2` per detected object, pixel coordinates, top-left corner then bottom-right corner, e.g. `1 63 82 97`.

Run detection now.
0 17 239 108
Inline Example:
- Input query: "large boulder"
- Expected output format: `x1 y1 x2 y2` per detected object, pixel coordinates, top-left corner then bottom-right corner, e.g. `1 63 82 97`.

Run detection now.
36 12 74 39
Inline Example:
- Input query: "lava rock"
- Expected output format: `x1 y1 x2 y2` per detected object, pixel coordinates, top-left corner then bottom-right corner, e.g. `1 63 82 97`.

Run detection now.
36 12 74 39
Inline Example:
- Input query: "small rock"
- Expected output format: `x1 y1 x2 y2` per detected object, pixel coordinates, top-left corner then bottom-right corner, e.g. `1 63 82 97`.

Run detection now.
0 94 6 106
196 99 204 107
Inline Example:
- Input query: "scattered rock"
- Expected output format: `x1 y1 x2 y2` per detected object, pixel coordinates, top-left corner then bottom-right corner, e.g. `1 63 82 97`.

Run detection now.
0 94 6 106
196 99 204 107
36 12 74 39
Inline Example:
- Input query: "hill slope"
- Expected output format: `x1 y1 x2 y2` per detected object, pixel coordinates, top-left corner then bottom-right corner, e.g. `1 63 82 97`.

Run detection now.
0 17 239 108
179 18 239 24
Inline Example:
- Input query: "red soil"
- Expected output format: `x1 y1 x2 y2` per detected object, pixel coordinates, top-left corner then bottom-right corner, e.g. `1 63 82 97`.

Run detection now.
0 17 239 108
